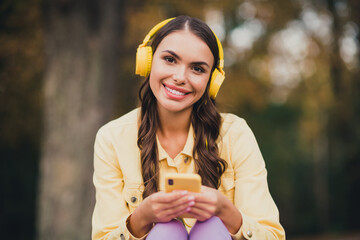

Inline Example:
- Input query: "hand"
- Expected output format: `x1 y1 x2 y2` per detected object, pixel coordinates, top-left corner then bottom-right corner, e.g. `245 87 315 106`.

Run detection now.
128 190 195 237
140 190 195 223
187 185 225 221
188 186 243 234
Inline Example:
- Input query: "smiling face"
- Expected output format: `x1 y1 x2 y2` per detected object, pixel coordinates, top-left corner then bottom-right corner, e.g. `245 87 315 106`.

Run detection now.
149 30 214 116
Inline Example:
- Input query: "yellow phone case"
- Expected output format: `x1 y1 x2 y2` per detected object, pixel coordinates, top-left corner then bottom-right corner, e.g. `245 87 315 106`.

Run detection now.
164 173 201 218
164 173 201 193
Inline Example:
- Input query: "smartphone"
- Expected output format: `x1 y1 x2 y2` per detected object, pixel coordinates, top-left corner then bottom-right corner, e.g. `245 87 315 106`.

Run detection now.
164 173 201 218
164 173 201 193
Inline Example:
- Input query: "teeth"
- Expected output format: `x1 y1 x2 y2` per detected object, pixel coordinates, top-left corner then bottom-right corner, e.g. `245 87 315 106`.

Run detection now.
165 86 186 96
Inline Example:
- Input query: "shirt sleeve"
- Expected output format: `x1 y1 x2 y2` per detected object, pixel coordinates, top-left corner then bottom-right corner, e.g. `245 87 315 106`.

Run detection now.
228 118 285 240
92 127 148 240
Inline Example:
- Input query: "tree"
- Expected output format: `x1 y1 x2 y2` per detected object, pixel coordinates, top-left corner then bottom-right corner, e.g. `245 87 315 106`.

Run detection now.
326 0 360 232
37 0 127 239
0 1 43 239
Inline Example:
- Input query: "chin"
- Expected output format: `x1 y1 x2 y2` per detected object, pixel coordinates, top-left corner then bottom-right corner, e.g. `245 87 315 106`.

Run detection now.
159 102 193 114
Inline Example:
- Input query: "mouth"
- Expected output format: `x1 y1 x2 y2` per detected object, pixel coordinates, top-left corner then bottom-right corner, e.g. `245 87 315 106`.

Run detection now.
163 84 190 96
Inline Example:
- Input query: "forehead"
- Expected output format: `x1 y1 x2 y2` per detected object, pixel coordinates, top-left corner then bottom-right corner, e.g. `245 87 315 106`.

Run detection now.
156 30 214 65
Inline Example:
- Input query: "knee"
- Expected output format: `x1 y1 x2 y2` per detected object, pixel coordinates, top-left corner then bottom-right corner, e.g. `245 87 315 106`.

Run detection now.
189 216 231 240
147 219 187 240
154 219 185 233
194 216 223 229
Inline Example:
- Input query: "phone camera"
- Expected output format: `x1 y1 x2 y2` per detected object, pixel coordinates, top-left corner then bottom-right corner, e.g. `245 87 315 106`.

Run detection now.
168 179 174 185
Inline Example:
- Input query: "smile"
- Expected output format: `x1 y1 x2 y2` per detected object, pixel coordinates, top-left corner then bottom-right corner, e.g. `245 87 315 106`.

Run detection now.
164 85 187 96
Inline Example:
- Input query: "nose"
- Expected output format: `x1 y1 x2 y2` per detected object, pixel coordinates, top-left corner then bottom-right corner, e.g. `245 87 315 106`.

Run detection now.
172 65 187 85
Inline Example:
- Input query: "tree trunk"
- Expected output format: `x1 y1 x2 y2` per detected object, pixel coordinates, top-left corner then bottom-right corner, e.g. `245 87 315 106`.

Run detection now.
327 0 360 231
345 0 360 230
37 0 126 239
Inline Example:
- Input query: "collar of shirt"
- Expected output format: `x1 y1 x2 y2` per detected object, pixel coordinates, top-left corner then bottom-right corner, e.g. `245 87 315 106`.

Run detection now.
156 124 194 168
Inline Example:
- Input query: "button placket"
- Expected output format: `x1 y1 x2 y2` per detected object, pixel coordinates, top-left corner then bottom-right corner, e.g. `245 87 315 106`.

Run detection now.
120 233 125 240
130 196 137 203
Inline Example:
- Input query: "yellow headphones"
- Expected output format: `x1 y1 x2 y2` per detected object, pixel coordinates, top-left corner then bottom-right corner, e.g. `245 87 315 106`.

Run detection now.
135 17 225 99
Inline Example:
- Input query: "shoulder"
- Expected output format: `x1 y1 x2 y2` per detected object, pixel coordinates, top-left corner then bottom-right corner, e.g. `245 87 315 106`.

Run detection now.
220 112 249 137
219 113 263 168
96 108 140 139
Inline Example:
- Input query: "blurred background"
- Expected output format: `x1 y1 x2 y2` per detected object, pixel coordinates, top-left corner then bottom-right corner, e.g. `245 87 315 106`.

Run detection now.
0 0 359 239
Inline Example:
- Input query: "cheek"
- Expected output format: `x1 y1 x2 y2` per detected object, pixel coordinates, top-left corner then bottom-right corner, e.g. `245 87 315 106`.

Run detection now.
194 75 211 94
148 76 159 97
150 54 169 74
148 62 163 92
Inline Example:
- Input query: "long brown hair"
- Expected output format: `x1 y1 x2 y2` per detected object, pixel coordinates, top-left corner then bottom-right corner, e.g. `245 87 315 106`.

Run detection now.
137 16 227 198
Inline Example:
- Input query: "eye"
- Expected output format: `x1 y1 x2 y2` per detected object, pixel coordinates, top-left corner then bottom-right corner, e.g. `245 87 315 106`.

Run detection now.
164 56 176 63
192 65 205 73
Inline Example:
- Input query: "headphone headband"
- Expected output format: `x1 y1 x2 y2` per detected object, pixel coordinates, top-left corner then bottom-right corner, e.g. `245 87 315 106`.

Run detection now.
140 18 175 47
212 31 224 72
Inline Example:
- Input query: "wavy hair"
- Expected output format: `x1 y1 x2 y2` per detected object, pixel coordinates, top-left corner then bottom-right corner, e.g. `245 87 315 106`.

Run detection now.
137 16 227 198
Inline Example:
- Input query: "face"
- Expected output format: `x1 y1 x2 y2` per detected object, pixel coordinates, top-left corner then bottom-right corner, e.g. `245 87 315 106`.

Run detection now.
149 30 214 115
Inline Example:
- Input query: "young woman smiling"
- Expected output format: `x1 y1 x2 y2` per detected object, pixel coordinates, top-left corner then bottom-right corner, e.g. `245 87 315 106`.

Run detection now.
92 15 285 240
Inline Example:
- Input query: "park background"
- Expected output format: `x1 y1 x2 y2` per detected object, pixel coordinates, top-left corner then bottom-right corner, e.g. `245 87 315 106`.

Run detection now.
0 0 359 239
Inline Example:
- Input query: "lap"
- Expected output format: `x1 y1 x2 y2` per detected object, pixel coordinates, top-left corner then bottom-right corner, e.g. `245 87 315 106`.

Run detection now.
146 217 231 240
189 216 231 240
146 219 188 240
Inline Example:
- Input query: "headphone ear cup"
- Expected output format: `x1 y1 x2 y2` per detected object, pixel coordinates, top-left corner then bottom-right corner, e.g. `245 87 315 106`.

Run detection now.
209 68 225 99
135 46 153 77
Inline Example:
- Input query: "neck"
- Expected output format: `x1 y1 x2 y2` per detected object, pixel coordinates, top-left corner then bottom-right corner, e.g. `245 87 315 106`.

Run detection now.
157 107 192 137
156 106 192 159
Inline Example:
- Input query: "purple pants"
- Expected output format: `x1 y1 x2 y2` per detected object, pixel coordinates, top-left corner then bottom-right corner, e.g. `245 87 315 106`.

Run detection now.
146 216 231 240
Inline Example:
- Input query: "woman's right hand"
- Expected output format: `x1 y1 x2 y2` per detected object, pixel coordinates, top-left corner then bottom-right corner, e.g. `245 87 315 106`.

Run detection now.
141 190 195 222
128 191 194 237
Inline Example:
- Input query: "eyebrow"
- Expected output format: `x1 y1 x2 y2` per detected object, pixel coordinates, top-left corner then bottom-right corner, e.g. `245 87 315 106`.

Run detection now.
162 50 211 68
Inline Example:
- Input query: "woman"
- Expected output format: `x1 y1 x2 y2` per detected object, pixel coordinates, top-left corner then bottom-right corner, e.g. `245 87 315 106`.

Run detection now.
92 15 285 240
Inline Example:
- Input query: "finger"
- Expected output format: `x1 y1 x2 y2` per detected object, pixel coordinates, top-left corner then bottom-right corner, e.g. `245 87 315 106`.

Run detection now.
154 198 195 221
151 195 194 217
187 206 213 221
161 195 195 212
190 192 215 205
191 201 216 214
153 191 189 203
164 201 193 218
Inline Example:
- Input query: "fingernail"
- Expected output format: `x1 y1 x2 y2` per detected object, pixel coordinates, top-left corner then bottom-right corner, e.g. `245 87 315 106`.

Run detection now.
189 201 195 206
186 207 191 212
188 196 195 200
181 190 188 195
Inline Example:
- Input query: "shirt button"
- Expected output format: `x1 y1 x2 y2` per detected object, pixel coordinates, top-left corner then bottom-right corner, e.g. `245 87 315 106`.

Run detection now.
247 230 253 238
130 196 137 203
120 233 125 240
184 156 189 163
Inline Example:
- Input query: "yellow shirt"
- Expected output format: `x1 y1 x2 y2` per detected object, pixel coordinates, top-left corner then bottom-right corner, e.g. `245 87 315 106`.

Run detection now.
92 108 285 240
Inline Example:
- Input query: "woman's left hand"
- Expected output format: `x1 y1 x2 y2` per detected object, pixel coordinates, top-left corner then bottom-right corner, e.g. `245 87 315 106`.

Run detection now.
187 185 226 221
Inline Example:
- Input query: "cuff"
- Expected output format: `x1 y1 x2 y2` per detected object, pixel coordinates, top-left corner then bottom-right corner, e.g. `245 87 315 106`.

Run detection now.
230 213 256 240
108 214 150 240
